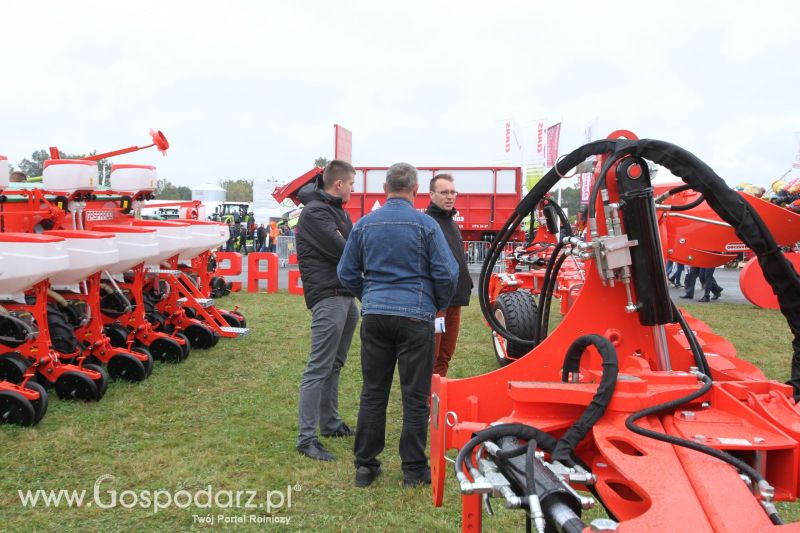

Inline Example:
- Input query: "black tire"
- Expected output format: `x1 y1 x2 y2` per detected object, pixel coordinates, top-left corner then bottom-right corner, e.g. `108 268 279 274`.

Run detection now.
107 353 147 382
210 276 229 298
491 291 538 366
104 324 130 348
149 337 184 363
132 346 155 376
55 371 100 401
220 311 242 328
173 332 191 360
183 307 198 320
183 323 216 350
0 390 36 426
24 381 48 424
0 352 31 384
83 363 109 397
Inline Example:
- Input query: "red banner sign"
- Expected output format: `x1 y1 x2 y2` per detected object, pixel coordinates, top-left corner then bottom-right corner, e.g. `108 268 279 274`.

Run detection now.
545 123 561 167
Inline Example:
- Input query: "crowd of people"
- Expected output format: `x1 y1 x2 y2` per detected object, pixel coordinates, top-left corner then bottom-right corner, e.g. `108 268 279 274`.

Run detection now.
225 219 293 254
667 261 724 302
294 160 470 489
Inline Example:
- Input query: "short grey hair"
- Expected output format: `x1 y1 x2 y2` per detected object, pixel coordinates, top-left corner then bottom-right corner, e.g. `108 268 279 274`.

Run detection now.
385 162 418 193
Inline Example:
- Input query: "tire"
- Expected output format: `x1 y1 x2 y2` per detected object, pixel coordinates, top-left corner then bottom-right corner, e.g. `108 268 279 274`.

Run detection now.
173 332 191 360
83 363 109 397
107 353 147 382
104 324 130 348
149 337 183 363
132 346 155 376
55 371 100 401
24 381 48 424
0 390 36 426
0 352 31 384
491 291 538 366
220 311 242 328
183 323 216 350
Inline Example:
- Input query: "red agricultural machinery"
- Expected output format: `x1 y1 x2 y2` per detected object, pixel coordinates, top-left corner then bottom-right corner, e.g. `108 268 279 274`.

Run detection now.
0 131 245 425
431 133 800 532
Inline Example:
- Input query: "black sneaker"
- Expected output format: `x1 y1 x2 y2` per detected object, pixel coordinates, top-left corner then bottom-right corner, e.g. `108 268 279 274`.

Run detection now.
698 296 710 303
679 294 693 299
403 467 432 488
297 439 334 461
711 288 723 300
355 465 382 488
322 422 355 438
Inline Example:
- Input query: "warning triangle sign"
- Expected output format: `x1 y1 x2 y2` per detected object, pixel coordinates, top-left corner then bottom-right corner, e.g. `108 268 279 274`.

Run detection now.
371 200 382 211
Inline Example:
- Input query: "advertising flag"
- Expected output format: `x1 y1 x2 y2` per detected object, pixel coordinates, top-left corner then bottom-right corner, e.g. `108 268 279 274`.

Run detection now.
545 123 561 167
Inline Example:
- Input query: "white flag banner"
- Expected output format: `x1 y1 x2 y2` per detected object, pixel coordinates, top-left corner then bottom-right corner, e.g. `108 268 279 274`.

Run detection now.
495 118 524 166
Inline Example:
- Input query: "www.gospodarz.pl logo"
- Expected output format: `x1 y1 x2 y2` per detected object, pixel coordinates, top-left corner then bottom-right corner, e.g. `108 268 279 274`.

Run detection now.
17 474 299 518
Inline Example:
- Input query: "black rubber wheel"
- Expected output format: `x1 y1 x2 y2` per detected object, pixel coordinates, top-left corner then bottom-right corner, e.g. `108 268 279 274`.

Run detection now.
173 332 191 360
104 324 130 348
107 353 147 382
132 346 155 376
0 390 36 426
0 352 31 384
83 363 109 397
183 307 198 320
55 371 100 401
82 355 103 367
149 310 168 332
491 291 538 366
220 311 242 328
183 323 216 350
149 337 183 363
24 380 48 424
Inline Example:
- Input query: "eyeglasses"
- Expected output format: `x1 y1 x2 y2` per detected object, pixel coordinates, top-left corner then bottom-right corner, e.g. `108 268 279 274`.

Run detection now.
434 190 458 196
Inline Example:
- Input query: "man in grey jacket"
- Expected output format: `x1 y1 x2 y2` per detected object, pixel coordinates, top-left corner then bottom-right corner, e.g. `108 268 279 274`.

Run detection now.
295 160 358 461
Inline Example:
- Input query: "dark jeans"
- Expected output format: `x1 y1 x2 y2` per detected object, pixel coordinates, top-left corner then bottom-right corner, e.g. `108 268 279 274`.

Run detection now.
699 268 721 297
683 266 701 297
354 314 434 478
669 263 685 284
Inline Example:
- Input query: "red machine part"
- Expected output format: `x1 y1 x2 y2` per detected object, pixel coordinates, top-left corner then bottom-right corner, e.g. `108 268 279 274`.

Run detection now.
739 253 800 309
273 166 525 241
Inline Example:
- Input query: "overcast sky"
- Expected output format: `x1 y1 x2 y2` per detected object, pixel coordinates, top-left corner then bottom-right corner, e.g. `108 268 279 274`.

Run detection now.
2 1 798 190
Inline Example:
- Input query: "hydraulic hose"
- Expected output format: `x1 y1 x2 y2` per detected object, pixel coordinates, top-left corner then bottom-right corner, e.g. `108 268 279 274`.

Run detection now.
655 183 707 212
538 252 569 344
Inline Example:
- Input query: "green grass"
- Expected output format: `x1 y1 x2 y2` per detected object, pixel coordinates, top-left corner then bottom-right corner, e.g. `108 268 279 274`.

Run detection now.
0 293 798 531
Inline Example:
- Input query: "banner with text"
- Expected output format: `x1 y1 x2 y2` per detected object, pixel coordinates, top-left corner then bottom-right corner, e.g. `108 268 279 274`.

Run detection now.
545 122 561 167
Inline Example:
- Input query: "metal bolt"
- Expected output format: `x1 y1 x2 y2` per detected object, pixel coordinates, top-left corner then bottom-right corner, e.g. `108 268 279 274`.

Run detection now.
679 238 686 244
754 437 766 444
687 255 693 261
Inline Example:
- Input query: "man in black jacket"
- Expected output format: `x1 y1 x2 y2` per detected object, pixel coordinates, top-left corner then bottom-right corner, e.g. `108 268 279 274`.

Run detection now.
295 160 359 461
426 173 473 376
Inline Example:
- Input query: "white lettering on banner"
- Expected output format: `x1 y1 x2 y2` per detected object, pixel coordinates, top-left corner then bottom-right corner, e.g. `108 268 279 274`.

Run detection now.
505 122 511 153
453 215 464 222
85 210 115 221
580 173 592 204
537 122 545 158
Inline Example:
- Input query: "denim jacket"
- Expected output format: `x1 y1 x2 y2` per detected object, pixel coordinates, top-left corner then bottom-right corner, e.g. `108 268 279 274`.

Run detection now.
337 197 459 321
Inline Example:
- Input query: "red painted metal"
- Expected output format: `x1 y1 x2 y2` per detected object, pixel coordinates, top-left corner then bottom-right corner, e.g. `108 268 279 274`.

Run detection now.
740 253 800 309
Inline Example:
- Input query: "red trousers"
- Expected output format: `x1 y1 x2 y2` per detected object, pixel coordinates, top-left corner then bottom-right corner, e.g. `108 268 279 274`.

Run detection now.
433 306 462 377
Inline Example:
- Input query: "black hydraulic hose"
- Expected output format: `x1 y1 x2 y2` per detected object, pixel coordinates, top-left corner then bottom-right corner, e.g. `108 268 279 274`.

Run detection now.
658 183 708 211
539 252 570 343
625 372 783 525
551 335 619 462
533 240 566 345
525 438 537 500
667 195 706 212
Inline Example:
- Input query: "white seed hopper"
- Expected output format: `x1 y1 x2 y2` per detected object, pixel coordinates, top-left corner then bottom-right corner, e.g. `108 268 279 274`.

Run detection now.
130 220 193 265
44 230 120 287
91 224 160 273
42 159 98 193
173 219 229 261
0 233 70 299
109 164 157 194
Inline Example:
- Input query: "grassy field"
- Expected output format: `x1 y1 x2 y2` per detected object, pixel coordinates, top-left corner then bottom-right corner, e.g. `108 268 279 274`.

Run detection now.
0 292 798 532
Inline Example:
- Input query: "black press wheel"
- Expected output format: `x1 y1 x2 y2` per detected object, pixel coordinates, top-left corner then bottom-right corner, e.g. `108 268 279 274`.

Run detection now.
183 323 216 350
220 311 242 328
149 337 184 363
183 307 198 320
104 324 130 348
107 353 147 382
83 363 109 397
24 380 48 424
55 371 100 401
173 332 191 360
132 346 155 376
0 352 31 384
491 291 538 367
0 389 36 426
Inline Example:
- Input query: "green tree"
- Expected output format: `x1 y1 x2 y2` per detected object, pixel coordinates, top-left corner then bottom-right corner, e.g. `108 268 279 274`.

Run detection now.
558 183 581 221
314 157 329 168
219 178 253 202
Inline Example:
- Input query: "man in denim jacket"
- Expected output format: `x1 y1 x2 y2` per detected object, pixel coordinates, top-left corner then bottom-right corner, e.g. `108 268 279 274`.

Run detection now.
337 162 459 488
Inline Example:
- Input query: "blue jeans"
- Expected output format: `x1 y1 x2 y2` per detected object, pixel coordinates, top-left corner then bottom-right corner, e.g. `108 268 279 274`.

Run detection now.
683 267 701 297
354 314 435 478
297 296 358 447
